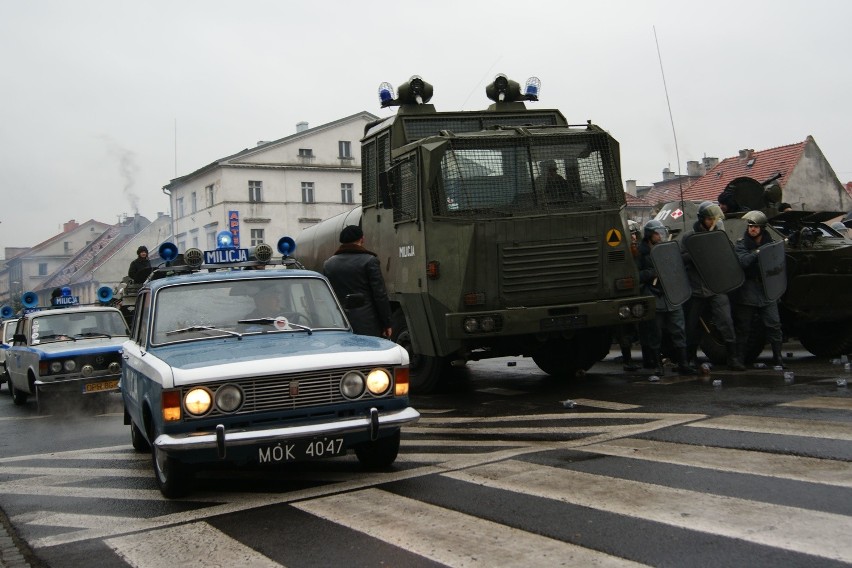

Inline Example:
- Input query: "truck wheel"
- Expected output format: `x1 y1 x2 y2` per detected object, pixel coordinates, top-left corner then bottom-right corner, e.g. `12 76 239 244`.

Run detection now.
152 447 193 498
391 311 444 393
799 323 852 357
355 431 400 469
532 338 580 377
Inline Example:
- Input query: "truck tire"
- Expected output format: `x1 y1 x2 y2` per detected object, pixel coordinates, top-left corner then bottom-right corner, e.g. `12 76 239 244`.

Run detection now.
391 311 444 394
799 322 852 357
532 338 581 377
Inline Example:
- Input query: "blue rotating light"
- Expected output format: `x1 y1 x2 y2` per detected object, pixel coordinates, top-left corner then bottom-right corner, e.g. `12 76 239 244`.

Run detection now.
216 231 234 249
524 77 541 101
378 82 395 107
60 286 72 297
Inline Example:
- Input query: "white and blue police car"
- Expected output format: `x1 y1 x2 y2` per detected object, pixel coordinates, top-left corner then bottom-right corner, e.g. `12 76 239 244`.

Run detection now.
6 288 129 407
1 315 19 391
120 235 418 498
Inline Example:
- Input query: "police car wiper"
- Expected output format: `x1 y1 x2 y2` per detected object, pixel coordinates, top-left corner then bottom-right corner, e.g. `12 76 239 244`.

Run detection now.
39 334 77 342
237 318 313 335
75 332 112 339
165 325 243 340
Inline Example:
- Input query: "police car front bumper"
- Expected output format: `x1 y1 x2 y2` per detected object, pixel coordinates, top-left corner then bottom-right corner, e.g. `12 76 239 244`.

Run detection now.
154 406 420 458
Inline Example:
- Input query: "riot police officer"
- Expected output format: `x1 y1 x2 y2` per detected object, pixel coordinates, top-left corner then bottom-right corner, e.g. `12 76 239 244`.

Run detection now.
616 220 643 371
637 220 696 375
734 211 785 368
680 201 745 371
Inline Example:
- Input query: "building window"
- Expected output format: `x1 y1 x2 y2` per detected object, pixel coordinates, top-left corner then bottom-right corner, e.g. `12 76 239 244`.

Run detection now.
301 182 315 204
205 184 214 207
339 141 352 159
298 148 313 158
206 231 217 249
341 183 354 204
64 241 71 253
250 229 265 246
38 263 48 276
190 191 197 213
249 180 263 203
176 197 184 218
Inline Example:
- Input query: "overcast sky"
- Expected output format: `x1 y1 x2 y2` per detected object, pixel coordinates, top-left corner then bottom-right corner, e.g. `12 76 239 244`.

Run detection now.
2 0 850 254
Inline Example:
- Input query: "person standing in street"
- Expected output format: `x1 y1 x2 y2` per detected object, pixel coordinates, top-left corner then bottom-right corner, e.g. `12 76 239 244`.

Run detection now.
636 220 696 376
616 220 642 371
323 225 393 338
680 201 745 371
733 211 786 368
128 246 153 284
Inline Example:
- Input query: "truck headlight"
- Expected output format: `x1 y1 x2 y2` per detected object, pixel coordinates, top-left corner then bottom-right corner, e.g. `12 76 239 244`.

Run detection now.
184 388 213 416
366 368 391 396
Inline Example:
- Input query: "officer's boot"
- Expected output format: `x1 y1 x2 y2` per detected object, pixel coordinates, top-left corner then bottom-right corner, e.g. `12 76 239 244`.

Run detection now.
641 344 656 369
771 341 785 369
726 342 746 371
677 348 698 375
622 350 641 372
652 352 665 376
686 344 699 368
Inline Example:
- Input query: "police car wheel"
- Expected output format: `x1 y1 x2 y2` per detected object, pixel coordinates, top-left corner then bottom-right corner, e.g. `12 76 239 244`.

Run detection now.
355 430 400 469
10 384 28 406
152 447 193 498
131 421 151 453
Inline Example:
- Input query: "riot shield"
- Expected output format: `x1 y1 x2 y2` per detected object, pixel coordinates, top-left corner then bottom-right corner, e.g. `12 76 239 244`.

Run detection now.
649 241 691 307
758 240 787 301
683 230 745 294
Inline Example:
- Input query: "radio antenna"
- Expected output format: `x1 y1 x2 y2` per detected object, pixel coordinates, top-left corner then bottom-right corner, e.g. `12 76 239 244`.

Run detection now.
653 26 687 228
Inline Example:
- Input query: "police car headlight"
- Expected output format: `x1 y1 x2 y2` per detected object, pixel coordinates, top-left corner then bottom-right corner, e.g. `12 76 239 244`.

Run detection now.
215 384 243 413
463 318 480 333
50 362 62 373
631 303 646 318
184 388 213 416
366 368 391 396
340 371 365 399
108 362 120 373
64 360 76 372
81 364 94 377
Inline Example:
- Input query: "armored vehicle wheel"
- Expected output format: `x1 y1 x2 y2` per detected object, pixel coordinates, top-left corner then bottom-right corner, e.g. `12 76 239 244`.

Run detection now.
391 311 445 393
799 322 852 357
152 447 193 498
532 338 581 377
355 430 401 469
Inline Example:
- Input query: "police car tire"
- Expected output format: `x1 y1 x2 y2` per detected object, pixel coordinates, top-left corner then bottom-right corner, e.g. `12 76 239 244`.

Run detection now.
131 422 151 453
152 448 193 498
10 384 28 406
355 430 400 469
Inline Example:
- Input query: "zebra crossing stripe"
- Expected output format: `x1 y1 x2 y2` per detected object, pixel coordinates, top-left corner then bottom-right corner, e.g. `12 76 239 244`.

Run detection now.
779 396 852 410
444 460 852 562
105 521 285 568
579 438 852 487
686 414 852 440
293 488 647 567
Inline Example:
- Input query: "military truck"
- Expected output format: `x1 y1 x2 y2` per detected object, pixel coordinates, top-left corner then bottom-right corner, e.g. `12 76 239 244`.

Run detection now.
295 75 653 392
656 177 852 362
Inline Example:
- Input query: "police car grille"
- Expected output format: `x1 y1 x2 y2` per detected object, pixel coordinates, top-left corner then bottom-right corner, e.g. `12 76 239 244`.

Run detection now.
501 241 600 297
192 367 379 417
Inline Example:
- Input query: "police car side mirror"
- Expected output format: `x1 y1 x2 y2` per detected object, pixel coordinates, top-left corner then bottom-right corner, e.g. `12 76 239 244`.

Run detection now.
343 293 367 309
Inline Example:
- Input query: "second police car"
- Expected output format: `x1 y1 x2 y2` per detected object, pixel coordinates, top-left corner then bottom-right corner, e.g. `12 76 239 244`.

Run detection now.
5 288 129 407
121 234 419 498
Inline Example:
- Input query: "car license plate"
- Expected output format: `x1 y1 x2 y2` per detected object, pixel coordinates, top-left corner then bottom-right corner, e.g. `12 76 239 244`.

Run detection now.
258 437 345 464
83 379 119 394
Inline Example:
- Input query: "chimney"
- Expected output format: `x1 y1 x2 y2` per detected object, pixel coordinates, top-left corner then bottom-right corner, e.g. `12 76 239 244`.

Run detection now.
703 156 719 171
625 180 637 196
686 161 701 177
296 121 309 133
63 219 79 232
738 149 754 160
662 167 675 181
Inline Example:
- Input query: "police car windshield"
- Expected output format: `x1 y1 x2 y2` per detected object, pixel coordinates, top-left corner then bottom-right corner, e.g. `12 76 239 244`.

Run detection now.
151 277 347 345
33 311 129 344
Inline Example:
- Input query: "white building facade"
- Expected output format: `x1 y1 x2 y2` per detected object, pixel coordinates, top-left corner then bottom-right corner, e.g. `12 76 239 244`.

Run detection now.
163 112 379 252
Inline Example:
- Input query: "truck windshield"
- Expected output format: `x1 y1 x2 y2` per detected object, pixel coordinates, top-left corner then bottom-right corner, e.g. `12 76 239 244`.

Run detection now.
433 135 621 218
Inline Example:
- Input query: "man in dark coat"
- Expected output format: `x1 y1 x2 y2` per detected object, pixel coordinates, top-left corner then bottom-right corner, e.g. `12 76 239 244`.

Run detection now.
734 211 785 368
128 246 153 284
323 225 392 338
